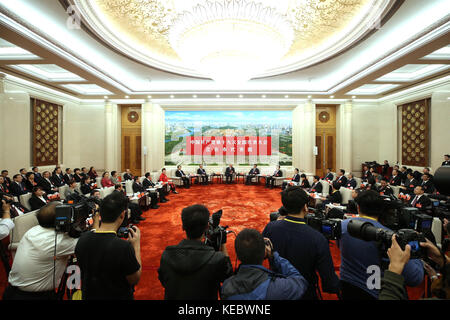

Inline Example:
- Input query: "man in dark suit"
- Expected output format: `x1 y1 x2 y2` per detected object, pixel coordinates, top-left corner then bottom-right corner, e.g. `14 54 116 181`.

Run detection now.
361 165 371 181
81 167 88 178
282 168 300 190
422 168 434 182
225 164 235 184
175 165 190 188
123 169 133 181
420 173 435 194
197 165 208 185
143 172 168 203
389 169 402 186
63 168 73 184
408 186 432 210
51 167 66 187
346 173 357 189
399 166 408 184
309 176 323 193
19 168 27 182
265 165 282 188
133 177 158 210
334 169 348 187
10 174 28 197
442 154 450 166
39 171 59 194
73 168 83 182
245 164 260 185
31 167 42 182
324 168 334 181
401 172 419 195
1 170 11 188
318 182 342 210
382 160 390 177
377 178 393 197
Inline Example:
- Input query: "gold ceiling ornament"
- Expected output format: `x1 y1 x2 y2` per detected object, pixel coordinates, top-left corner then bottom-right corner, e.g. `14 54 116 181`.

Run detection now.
75 0 393 80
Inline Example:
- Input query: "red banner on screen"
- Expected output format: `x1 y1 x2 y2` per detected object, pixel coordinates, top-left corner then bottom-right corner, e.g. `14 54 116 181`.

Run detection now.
185 136 271 156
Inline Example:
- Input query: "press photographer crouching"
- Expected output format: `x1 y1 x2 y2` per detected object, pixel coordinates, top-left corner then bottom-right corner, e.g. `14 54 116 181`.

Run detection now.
338 190 424 300
3 202 91 300
158 204 233 300
75 191 142 300
221 228 308 300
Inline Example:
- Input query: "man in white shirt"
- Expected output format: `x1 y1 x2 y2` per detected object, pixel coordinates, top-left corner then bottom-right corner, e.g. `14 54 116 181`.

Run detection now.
0 200 14 240
4 202 78 300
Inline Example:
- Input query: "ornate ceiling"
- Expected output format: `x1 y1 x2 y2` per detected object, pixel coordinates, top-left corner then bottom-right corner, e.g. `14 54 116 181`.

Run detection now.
74 0 394 78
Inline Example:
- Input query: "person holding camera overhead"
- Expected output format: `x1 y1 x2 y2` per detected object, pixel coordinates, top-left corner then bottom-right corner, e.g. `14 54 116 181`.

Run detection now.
158 204 233 300
221 228 308 300
262 186 340 300
75 192 141 300
338 190 424 300
4 202 81 300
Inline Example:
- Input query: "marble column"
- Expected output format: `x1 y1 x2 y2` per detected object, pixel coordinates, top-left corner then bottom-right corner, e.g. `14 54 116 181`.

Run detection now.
104 100 119 172
292 101 315 175
338 100 353 173
142 101 165 172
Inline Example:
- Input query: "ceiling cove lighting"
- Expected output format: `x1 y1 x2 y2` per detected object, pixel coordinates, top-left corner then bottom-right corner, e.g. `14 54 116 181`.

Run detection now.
168 0 294 85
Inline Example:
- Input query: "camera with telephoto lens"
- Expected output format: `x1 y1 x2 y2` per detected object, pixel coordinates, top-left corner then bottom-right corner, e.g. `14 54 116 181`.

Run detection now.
306 208 342 240
347 219 427 259
55 197 98 238
269 206 289 222
205 209 229 251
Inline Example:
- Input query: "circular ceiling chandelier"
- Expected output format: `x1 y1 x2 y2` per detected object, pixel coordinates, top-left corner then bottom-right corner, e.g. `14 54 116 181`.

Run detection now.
168 0 294 84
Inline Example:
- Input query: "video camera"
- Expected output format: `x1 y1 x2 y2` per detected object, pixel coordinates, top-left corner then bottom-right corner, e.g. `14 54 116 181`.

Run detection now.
205 209 230 251
347 219 426 259
55 196 99 238
306 208 342 240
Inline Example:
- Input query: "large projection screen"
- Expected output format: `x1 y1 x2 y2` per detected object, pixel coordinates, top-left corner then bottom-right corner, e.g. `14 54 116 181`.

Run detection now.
165 111 292 166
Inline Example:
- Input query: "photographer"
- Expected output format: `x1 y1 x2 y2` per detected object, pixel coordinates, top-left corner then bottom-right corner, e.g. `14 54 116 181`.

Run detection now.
221 229 308 300
262 186 340 299
379 235 450 300
0 199 14 240
75 191 141 300
158 204 233 300
3 202 78 300
338 190 424 300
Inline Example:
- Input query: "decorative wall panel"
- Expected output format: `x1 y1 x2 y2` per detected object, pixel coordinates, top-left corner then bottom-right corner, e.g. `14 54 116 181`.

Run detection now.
31 98 60 166
399 98 430 167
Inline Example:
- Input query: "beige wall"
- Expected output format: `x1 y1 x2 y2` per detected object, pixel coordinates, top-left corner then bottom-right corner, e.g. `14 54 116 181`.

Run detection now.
0 80 106 174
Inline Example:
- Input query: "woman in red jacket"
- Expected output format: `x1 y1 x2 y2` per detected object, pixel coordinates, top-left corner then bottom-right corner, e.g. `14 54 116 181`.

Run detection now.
158 168 178 194
101 171 115 188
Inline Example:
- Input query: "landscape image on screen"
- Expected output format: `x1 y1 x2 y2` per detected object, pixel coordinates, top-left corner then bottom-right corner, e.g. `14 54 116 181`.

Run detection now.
165 110 292 166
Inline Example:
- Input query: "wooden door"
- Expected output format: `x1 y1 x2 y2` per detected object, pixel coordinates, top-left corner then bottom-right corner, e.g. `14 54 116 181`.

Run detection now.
121 105 142 177
315 105 337 178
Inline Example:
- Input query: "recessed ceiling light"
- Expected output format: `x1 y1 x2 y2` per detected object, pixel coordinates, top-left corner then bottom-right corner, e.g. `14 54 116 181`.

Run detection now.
239 94 243 98
352 96 356 99
285 95 289 98
170 95 174 98
147 95 152 98
104 96 108 99
125 95 129 99
216 95 220 98
330 95 334 98
262 95 266 98
308 95 312 99
193 94 197 98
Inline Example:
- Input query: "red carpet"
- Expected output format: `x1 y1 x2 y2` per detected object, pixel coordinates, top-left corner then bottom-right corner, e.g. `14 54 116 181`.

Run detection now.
0 182 425 300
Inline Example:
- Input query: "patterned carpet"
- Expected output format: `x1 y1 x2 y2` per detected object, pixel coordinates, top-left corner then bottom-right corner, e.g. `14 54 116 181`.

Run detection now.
0 181 425 300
